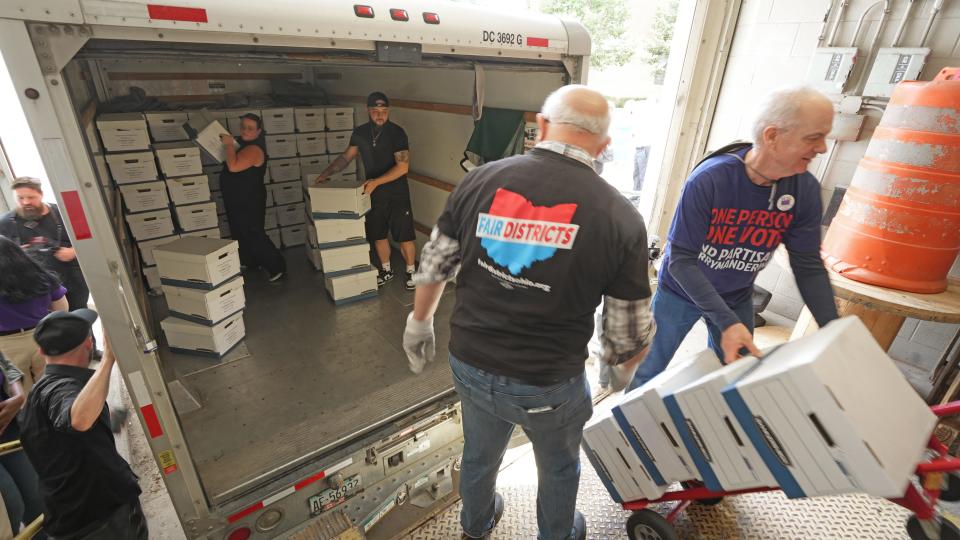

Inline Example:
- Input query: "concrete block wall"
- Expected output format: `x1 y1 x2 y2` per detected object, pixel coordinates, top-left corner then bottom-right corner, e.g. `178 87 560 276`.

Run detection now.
709 0 960 364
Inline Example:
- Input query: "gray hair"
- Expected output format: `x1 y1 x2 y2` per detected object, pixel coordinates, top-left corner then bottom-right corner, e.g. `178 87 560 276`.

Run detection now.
751 85 832 144
540 86 611 136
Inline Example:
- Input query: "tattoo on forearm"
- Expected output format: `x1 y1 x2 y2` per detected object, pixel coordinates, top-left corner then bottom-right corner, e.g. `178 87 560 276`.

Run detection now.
395 150 410 163
324 156 349 176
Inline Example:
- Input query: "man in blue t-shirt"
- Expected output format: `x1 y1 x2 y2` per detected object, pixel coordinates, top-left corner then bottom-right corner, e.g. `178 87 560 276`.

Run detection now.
627 86 840 391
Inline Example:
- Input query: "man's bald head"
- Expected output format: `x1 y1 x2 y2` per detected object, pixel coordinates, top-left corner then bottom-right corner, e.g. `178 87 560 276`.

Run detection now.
537 85 612 157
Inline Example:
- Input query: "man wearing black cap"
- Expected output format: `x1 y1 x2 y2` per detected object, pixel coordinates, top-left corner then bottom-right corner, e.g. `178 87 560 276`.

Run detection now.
316 91 418 290
18 309 147 539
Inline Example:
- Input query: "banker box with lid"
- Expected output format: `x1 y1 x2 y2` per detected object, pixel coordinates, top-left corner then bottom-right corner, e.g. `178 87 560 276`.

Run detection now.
96 113 149 151
137 234 180 267
264 207 279 230
266 135 297 158
272 182 303 205
281 225 306 247
296 133 327 156
154 141 203 178
144 111 189 142
175 202 219 232
163 277 245 326
277 203 305 227
325 107 355 131
105 151 158 184
261 107 295 134
325 267 377 304
295 107 326 132
161 311 245 357
119 181 169 213
166 175 211 206
126 209 175 241
308 179 370 218
182 228 221 239
313 217 366 248
583 411 667 503
319 243 371 276
268 158 301 183
326 131 352 154
153 237 241 290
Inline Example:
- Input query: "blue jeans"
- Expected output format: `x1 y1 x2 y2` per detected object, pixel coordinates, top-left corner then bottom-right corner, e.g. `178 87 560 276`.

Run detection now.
0 426 46 539
449 355 592 540
626 287 754 392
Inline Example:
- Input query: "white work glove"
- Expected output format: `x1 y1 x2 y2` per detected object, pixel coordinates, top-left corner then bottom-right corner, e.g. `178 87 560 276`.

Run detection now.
403 313 435 374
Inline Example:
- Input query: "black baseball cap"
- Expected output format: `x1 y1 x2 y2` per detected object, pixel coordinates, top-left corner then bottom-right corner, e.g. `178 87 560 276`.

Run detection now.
34 309 98 356
367 92 390 108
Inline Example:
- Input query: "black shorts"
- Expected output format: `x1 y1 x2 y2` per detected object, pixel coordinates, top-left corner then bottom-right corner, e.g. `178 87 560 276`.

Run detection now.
366 196 416 242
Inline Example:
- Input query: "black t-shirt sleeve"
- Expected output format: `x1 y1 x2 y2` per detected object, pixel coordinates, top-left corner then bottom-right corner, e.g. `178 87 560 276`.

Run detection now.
348 126 364 148
393 126 410 153
604 220 652 301
45 389 78 433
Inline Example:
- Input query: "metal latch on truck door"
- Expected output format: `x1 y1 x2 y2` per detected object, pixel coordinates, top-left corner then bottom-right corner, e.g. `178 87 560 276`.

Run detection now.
109 261 158 353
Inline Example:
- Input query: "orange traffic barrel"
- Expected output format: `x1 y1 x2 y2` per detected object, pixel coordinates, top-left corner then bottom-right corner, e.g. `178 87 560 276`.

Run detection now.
823 67 960 293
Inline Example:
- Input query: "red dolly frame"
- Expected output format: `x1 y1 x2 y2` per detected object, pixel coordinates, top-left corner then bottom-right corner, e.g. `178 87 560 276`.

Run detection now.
621 400 960 537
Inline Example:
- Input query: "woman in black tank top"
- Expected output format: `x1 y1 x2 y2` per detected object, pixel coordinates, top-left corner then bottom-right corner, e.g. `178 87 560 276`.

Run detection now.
220 113 286 281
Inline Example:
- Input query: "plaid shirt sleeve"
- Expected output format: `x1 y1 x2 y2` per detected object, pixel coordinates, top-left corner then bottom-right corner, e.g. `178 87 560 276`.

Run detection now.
412 227 462 285
599 295 656 366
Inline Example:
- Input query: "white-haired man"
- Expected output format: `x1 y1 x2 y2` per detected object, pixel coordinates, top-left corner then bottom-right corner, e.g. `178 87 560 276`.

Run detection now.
627 86 840 391
402 85 655 540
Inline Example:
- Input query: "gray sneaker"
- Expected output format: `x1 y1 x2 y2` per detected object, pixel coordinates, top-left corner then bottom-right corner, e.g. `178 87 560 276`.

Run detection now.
377 270 395 287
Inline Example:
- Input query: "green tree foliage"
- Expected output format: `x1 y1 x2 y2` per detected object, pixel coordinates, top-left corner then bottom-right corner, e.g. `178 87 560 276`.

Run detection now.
541 0 635 70
643 0 678 84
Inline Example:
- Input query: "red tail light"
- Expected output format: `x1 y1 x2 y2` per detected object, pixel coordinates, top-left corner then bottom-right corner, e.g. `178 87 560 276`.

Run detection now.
423 12 440 24
354 5 375 18
226 527 251 540
390 8 409 21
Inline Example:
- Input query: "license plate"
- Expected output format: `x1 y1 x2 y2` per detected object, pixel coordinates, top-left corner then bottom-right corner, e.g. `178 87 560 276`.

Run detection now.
308 474 361 515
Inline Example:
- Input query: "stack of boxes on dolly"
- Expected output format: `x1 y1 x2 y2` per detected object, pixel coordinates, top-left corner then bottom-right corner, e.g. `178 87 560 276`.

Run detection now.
583 316 939 505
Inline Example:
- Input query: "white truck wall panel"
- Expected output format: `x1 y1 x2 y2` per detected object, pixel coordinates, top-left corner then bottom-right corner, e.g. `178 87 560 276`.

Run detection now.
272 181 304 205
161 310 245 357
119 181 170 213
325 267 378 304
266 134 298 158
261 107 296 134
663 356 775 492
105 151 158 184
145 111 190 142
163 277 245 326
175 202 219 232
153 237 241 290
154 142 203 178
295 107 326 132
125 208 175 241
723 317 937 499
166 175 212 206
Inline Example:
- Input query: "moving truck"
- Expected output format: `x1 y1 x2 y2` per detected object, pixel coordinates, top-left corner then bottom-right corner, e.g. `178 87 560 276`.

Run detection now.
0 1 590 538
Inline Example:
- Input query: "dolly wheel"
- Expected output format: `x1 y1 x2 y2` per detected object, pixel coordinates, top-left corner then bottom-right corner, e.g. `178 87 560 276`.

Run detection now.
626 509 678 540
941 472 960 502
906 515 960 540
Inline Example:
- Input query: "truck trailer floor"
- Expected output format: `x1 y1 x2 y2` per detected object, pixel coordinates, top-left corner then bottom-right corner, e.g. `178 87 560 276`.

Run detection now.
151 249 457 504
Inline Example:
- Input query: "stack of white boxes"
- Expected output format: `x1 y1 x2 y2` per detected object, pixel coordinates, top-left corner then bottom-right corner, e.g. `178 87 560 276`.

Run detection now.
155 237 246 357
97 112 176 292
587 317 937 505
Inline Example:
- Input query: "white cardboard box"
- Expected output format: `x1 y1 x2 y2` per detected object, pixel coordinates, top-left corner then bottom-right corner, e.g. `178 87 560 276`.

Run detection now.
299 155 331 175
126 209 175 241
264 206 278 230
153 237 241 290
325 107 355 131
308 179 370 218
723 317 937 499
614 350 722 485
175 202 219 232
161 310 245 357
281 224 307 247
105 151 158 184
203 165 222 191
261 107 296 134
583 412 667 504
325 266 377 304
305 244 322 270
664 357 776 492
154 142 203 178
119 181 170 213
182 227 221 239
137 234 180 267
277 203 306 227
166 175 211 206
325 131 353 154
272 181 303 205
226 109 262 136
143 265 162 290
265 189 275 208
268 158 301 183
96 113 150 151
266 228 281 249
313 217 367 248
320 243 371 276
295 107 326 132
265 134 298 158
296 133 327 156
163 277 245 325
144 111 189 142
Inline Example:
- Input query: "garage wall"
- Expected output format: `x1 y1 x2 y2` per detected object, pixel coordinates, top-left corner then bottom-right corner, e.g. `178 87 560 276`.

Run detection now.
707 0 960 372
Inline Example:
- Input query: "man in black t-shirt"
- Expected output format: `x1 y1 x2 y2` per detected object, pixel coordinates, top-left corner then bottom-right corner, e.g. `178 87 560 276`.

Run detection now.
0 177 90 311
316 92 418 290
